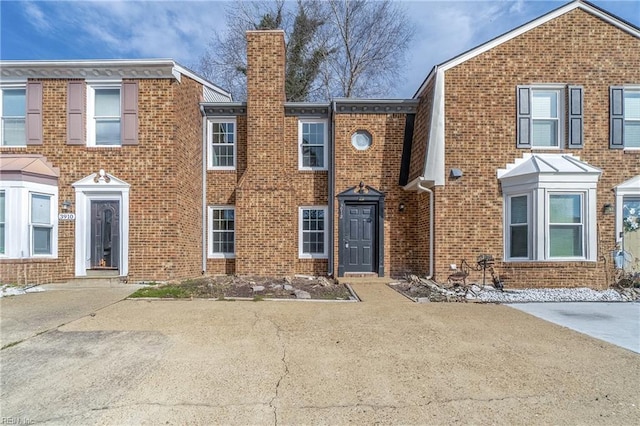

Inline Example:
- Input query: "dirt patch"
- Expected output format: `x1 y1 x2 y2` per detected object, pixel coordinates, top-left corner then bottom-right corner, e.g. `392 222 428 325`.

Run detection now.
131 275 354 300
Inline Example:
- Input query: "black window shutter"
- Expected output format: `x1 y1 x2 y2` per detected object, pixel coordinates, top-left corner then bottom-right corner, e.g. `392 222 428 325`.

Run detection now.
517 86 531 148
568 86 583 149
610 86 624 149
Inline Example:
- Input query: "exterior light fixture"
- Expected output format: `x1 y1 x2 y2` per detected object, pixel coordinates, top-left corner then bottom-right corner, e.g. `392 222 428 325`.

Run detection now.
603 203 614 215
450 168 463 178
399 203 405 212
62 200 72 211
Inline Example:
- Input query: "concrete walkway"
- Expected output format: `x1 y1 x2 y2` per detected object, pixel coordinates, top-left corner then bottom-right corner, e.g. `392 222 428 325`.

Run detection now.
0 281 141 348
2 282 639 425
508 302 640 353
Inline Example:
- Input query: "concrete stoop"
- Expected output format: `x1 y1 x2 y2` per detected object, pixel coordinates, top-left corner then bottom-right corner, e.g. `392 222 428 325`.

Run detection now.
67 271 126 287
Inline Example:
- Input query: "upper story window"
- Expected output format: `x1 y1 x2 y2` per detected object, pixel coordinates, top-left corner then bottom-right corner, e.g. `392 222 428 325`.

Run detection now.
517 85 583 149
531 90 560 147
208 118 236 170
298 119 327 170
1 86 26 146
67 80 137 147
610 87 640 149
87 84 121 146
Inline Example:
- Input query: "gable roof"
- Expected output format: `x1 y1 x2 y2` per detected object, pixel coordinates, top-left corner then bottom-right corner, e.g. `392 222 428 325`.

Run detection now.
414 0 640 99
410 0 639 189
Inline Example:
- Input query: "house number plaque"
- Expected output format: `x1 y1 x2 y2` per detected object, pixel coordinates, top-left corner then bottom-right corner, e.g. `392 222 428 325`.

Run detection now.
58 213 76 221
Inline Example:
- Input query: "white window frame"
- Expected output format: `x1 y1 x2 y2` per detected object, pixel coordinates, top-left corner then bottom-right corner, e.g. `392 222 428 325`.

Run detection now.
208 206 235 258
0 181 58 259
298 119 328 171
0 84 27 147
30 192 54 257
623 88 640 150
506 193 531 260
0 191 5 255
86 81 122 147
207 118 237 170
546 192 585 260
531 87 564 149
298 206 328 259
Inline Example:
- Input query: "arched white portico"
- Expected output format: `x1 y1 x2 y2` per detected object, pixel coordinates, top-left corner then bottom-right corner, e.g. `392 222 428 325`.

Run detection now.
72 170 130 277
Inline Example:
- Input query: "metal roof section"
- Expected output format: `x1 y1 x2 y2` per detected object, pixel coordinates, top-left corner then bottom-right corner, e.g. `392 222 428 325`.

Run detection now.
0 154 60 185
413 0 640 99
497 153 602 180
614 175 640 193
0 59 231 102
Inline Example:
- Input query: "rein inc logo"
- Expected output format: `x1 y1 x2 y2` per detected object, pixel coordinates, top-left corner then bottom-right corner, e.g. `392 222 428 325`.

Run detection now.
1 418 34 425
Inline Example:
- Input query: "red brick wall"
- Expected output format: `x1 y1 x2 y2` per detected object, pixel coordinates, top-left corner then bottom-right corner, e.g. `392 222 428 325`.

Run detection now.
333 113 418 277
430 9 640 288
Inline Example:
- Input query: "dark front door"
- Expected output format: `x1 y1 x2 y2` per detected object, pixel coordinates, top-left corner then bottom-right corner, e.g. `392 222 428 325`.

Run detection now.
344 204 376 273
91 200 120 269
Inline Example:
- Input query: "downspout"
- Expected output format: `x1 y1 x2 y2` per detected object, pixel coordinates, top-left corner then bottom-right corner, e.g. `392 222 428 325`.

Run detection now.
200 105 207 274
328 101 336 277
416 177 434 280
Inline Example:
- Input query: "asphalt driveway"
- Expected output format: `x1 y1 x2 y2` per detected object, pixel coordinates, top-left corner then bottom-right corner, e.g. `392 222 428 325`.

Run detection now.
1 283 639 425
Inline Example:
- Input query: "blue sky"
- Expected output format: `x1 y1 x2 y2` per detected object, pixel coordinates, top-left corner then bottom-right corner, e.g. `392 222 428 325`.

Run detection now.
1 0 638 97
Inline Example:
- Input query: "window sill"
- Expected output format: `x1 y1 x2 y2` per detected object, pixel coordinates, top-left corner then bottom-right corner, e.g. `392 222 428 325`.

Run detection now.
0 257 59 263
298 254 328 260
504 260 597 268
298 169 328 173
208 254 235 259
208 167 237 172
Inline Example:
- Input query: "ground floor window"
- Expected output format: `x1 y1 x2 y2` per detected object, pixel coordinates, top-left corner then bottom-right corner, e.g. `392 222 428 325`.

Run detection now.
498 154 600 262
0 183 58 259
0 191 5 254
508 194 529 259
31 193 53 255
209 206 235 258
548 193 584 258
299 207 328 258
505 191 589 261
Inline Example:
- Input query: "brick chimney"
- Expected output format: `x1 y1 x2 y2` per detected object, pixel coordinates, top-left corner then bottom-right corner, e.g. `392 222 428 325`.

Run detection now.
236 30 295 275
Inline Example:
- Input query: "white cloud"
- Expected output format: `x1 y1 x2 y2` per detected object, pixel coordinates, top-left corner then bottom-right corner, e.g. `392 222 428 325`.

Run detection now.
23 1 52 32
22 1 227 66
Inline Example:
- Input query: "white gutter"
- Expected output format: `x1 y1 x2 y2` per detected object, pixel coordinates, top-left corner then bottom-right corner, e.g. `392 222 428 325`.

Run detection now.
416 177 434 280
200 105 208 274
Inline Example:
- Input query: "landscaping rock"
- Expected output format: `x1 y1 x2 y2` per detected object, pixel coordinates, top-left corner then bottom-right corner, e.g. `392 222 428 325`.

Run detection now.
252 285 265 292
284 284 294 291
294 289 311 299
270 284 283 290
318 277 332 287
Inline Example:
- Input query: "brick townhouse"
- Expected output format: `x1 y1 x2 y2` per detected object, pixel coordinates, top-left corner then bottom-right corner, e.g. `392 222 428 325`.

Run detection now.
0 60 232 284
1 0 638 288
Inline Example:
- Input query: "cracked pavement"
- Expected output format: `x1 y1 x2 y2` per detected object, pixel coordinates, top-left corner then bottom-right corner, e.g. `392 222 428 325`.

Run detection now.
1 283 639 425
